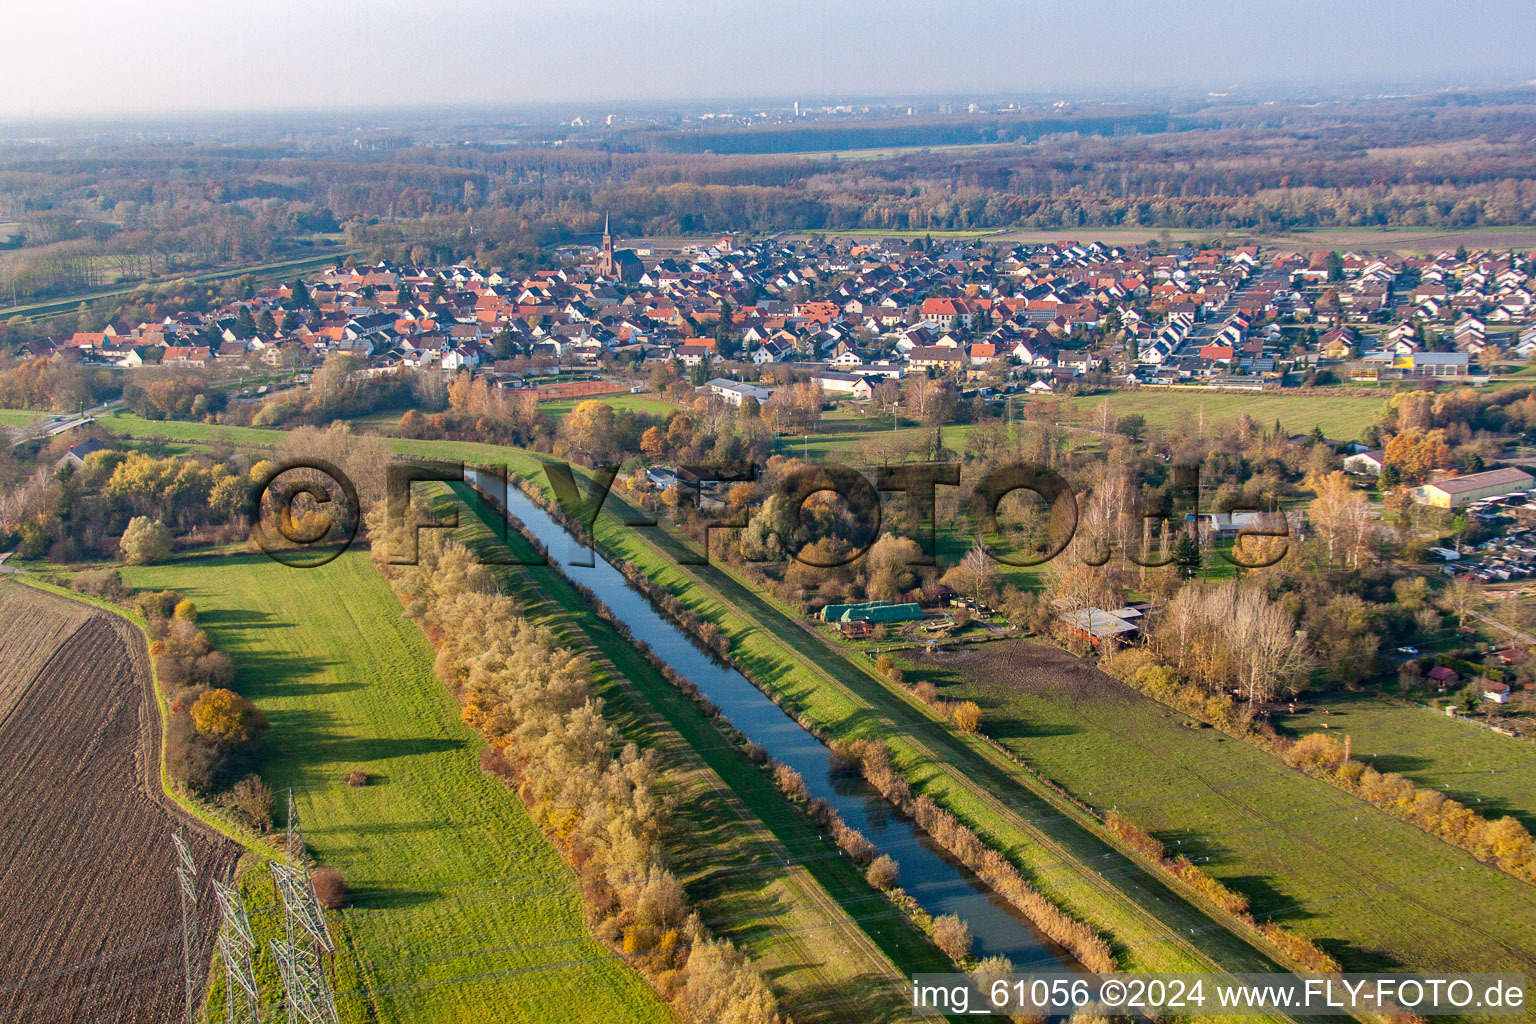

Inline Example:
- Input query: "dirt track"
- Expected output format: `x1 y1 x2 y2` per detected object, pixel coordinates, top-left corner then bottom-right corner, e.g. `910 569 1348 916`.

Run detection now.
0 583 238 1024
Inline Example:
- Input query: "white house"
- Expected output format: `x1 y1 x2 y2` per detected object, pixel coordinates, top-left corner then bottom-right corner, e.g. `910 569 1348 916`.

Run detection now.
703 379 772 407
812 371 875 399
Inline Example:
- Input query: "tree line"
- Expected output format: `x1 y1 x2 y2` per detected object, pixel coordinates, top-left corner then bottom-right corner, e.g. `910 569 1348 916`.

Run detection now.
366 504 781 1024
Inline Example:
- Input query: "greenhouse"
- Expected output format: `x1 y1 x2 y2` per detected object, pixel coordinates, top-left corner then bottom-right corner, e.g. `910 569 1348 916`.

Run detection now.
817 601 923 624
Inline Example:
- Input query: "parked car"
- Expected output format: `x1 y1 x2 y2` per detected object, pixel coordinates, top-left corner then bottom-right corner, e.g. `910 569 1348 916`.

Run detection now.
1396 646 1419 655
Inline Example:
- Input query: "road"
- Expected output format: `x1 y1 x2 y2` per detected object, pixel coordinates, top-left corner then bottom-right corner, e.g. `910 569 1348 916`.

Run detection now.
6 399 122 445
0 249 359 325
7 399 122 447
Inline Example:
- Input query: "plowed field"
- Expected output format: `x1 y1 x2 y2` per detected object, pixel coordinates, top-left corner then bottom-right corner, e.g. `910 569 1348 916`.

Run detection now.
0 583 237 1024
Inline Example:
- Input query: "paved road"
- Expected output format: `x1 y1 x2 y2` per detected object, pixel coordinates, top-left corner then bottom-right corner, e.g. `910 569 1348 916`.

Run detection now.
8 399 121 447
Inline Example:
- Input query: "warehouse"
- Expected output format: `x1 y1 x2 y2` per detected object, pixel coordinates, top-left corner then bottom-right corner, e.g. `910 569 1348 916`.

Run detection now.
1412 467 1535 510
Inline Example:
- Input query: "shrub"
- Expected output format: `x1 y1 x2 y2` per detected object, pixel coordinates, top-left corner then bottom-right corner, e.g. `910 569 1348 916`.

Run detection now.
172 599 198 623
479 746 513 780
1283 733 1347 774
826 740 861 777
135 589 180 621
345 770 369 787
165 716 228 793
772 761 809 802
229 774 273 831
119 516 172 565
865 854 900 890
913 681 940 704
71 568 130 602
951 700 982 733
312 867 347 910
932 913 973 961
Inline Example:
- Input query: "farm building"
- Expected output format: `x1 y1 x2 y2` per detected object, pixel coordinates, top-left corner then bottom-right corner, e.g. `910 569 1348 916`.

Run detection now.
1059 607 1140 646
1413 467 1535 510
818 600 923 624
1426 665 1459 688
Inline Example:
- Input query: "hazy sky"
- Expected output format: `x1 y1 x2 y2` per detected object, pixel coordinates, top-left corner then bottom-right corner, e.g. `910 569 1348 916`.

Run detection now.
6 0 1535 117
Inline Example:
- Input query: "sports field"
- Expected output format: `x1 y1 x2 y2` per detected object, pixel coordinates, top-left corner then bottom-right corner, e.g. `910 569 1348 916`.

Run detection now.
119 550 675 1024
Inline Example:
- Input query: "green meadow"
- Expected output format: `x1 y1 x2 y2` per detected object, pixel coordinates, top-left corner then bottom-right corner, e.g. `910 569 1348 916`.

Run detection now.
120 550 675 1024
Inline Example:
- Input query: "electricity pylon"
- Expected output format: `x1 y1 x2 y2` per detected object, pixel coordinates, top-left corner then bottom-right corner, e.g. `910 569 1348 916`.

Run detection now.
212 879 259 1023
171 830 199 1024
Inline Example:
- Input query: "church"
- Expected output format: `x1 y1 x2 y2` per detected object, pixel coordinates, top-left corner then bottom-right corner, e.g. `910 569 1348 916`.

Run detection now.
594 215 643 283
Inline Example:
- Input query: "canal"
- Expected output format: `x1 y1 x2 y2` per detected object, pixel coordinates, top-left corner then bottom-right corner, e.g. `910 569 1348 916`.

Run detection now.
472 471 1076 971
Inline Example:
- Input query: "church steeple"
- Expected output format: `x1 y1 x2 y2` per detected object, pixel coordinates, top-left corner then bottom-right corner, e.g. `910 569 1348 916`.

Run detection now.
599 212 616 276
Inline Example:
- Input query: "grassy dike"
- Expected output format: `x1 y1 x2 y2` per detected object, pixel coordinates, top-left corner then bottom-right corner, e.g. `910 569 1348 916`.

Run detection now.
476 455 1362 1023
438 482 952 1024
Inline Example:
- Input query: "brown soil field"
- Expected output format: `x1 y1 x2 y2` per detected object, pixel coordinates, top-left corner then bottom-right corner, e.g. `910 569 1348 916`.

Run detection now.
0 583 238 1024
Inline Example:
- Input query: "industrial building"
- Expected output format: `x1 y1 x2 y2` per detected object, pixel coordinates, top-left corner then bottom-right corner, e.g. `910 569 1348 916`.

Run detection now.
1413 467 1534 510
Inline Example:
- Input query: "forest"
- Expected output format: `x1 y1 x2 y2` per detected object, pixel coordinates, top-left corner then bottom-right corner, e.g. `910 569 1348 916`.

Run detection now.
5 90 1536 309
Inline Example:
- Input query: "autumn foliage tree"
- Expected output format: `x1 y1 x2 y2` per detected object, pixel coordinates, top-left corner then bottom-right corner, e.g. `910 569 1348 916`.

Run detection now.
1307 471 1371 569
119 515 172 565
1382 428 1452 484
191 688 268 745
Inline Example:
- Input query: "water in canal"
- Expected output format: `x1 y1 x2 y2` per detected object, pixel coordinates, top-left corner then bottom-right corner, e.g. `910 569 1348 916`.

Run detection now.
472 472 1075 970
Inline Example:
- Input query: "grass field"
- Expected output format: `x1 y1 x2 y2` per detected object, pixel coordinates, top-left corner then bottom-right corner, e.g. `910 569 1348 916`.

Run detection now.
0 408 45 427
1272 692 1536 833
1046 390 1386 441
341 394 678 434
444 485 945 1022
771 408 990 464
118 550 675 1024
537 393 677 422
989 226 1536 253
908 642 1536 985
101 411 288 448
0 247 358 324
